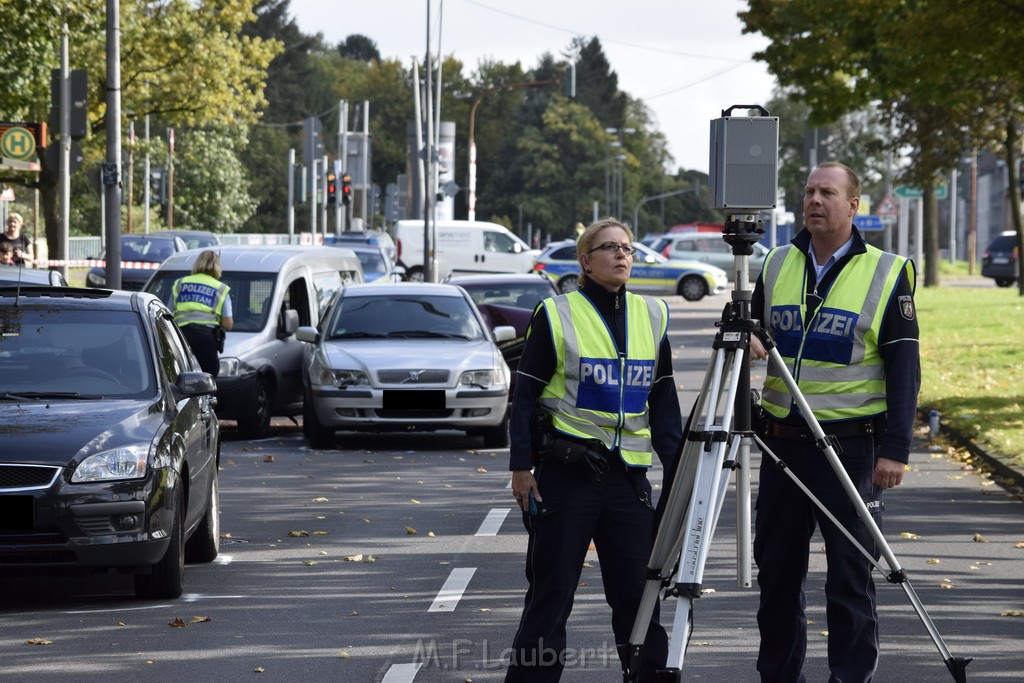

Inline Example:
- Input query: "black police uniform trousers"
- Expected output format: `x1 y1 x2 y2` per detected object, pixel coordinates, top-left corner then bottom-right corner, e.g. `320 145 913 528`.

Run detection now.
754 431 884 683
505 455 667 682
180 323 220 378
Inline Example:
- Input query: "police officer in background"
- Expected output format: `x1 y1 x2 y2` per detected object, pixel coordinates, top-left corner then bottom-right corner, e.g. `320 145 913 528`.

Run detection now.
749 162 920 682
172 250 233 377
506 217 683 682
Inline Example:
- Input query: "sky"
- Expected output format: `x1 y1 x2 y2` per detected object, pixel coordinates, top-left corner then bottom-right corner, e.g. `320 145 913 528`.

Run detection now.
287 0 778 174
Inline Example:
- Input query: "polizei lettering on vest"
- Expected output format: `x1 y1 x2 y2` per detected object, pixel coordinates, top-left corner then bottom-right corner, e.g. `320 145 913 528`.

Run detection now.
811 309 855 338
579 360 654 387
177 282 219 306
770 305 803 333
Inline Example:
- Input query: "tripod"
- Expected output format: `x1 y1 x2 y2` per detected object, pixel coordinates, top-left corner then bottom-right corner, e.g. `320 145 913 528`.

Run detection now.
619 215 971 683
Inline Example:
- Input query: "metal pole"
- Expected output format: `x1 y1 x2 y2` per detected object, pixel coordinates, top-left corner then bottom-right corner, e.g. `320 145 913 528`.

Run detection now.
341 100 349 232
126 120 134 233
287 147 295 242
166 127 174 230
949 168 958 264
103 5 122 288
424 2 435 282
320 153 328 242
968 151 977 273
59 24 71 280
362 100 370 228
143 115 150 234
336 99 344 236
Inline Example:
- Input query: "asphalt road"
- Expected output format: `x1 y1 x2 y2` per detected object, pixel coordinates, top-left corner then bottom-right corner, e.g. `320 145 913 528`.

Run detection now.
1 291 1021 682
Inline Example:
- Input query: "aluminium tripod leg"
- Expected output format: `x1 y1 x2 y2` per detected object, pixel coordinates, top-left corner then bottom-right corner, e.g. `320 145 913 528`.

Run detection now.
621 344 749 682
762 345 972 682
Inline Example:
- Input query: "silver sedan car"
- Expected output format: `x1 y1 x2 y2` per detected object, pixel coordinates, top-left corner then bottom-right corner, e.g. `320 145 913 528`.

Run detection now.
297 282 516 449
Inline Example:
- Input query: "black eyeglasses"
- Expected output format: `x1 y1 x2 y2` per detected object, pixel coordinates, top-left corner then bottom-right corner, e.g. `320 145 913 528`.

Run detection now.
590 242 637 255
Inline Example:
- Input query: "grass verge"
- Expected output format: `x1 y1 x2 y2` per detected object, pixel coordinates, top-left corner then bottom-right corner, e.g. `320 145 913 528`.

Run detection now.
916 284 1023 471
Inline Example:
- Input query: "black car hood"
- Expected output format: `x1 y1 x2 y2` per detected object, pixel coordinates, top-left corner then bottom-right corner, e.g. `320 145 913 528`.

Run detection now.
0 398 163 465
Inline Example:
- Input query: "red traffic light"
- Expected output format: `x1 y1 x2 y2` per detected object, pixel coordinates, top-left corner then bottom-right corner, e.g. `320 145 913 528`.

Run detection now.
341 173 352 206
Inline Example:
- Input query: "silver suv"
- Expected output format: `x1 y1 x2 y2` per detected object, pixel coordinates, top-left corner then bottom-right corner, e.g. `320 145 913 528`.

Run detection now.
649 232 770 281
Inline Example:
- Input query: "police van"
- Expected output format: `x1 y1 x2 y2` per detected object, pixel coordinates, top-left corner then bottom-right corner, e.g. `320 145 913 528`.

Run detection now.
393 219 539 282
145 245 363 437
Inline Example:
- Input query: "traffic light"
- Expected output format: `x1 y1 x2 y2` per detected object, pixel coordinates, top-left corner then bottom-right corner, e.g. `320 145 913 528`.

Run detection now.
326 172 337 206
341 173 352 206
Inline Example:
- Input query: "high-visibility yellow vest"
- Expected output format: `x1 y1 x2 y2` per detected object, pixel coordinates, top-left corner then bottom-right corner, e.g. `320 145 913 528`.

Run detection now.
172 273 230 328
760 243 914 422
537 290 667 467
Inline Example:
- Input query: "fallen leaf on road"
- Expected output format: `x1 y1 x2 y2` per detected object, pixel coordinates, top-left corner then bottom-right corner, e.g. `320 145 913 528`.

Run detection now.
344 554 364 562
254 666 265 672
819 630 829 637
316 515 326 520
476 466 488 473
427 531 436 537
288 530 309 537
117 621 126 627
362 518 371 523
899 532 921 539
303 560 318 566
1001 610 1024 617
349 611 359 616
313 531 328 535
940 580 954 589
312 497 329 502
338 650 351 659
406 527 418 535
190 616 211 624
411 499 421 504
973 533 988 543
24 638 53 645
479 608 491 612
169 618 187 628
1015 542 1024 549
263 456 274 463
926 558 941 564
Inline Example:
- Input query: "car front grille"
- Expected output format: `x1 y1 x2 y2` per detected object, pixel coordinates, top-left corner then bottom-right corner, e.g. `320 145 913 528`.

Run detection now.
374 409 453 419
0 464 61 491
377 369 450 385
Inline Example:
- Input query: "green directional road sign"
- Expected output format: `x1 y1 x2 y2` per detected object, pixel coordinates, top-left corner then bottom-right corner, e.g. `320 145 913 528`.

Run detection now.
895 184 948 200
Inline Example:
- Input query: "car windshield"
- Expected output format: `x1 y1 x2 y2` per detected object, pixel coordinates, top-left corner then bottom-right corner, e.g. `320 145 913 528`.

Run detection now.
459 282 553 310
0 309 155 398
633 243 667 263
354 250 387 274
119 237 177 263
147 271 277 333
329 294 484 340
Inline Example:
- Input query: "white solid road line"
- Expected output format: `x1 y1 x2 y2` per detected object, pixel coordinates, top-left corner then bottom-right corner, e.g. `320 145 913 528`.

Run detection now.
475 508 511 536
427 566 477 612
381 662 423 682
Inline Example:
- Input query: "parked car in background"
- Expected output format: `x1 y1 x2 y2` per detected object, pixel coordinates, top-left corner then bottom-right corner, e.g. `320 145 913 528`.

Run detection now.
150 229 222 250
447 272 558 338
532 239 728 301
648 231 770 282
86 234 187 291
981 232 1019 287
0 286 220 599
0 265 68 286
323 230 397 262
393 220 538 282
297 282 516 450
145 246 364 438
335 243 403 282
447 272 559 402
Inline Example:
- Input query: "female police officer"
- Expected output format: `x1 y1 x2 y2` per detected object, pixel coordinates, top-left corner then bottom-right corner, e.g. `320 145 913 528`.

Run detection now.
505 218 683 681
172 250 232 377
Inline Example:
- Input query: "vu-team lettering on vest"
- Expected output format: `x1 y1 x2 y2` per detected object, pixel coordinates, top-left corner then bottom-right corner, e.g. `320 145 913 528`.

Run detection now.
537 290 667 467
173 273 230 328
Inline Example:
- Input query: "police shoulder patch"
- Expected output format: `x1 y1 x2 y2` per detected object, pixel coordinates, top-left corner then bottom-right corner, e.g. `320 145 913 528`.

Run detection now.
898 295 915 321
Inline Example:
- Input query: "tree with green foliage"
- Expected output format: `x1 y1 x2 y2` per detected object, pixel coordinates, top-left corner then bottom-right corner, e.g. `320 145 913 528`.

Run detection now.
173 128 258 232
0 0 280 258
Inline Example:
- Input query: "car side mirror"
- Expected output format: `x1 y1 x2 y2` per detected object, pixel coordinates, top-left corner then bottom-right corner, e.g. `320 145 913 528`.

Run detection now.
513 243 523 254
296 326 320 343
280 308 300 337
492 325 517 343
175 371 217 399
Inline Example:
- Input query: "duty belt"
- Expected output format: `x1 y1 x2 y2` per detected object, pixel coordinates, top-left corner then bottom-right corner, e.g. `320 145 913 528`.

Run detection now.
760 416 885 442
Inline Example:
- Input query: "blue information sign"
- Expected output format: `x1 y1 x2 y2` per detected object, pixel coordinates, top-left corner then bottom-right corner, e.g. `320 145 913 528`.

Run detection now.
853 215 884 231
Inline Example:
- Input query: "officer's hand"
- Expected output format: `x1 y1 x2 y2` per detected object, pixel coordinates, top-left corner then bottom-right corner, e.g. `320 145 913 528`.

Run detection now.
511 470 540 511
749 335 768 361
873 457 906 489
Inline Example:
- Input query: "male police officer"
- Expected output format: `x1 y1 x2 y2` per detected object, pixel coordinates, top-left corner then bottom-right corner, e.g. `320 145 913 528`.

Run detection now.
172 250 232 377
749 162 920 682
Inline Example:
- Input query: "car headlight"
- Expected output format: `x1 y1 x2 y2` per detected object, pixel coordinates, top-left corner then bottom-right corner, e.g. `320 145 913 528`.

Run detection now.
72 444 149 482
328 369 369 387
459 369 501 388
86 271 106 287
219 357 254 378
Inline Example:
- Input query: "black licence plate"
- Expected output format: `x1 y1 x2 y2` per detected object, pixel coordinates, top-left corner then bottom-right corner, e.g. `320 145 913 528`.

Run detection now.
383 390 446 409
0 496 35 531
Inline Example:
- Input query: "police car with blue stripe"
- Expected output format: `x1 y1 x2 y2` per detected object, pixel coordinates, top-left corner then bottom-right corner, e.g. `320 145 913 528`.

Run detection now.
532 239 728 301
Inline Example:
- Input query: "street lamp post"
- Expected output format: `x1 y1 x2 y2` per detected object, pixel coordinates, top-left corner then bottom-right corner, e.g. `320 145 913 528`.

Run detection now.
604 127 635 218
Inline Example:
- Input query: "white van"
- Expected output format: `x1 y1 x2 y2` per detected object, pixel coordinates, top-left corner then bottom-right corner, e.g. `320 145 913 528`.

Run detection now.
145 245 363 437
393 220 539 281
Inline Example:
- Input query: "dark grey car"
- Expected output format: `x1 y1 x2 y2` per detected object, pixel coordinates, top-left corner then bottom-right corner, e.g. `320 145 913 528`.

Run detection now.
0 286 220 599
981 232 1019 287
